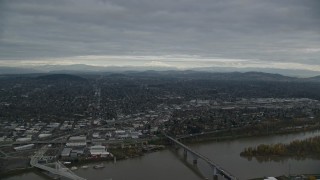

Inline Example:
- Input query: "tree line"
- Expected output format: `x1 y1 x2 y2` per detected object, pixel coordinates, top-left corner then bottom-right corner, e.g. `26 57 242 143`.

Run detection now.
240 136 320 158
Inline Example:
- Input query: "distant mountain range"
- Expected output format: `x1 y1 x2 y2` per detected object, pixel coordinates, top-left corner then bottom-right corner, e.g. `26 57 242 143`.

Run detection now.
1 68 320 83
306 75 320 82
0 66 43 74
36 74 87 81
191 67 320 78
0 64 319 79
115 70 301 82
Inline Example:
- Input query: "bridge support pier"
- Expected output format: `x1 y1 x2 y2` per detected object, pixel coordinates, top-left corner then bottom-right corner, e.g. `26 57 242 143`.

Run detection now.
55 162 58 170
191 154 198 165
211 166 218 180
183 149 188 158
174 143 179 150
193 159 197 165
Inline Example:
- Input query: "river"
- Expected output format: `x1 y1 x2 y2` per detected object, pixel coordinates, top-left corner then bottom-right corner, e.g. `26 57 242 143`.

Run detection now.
4 130 320 180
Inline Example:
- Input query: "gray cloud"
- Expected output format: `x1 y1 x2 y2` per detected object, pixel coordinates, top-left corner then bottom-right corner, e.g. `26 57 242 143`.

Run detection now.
0 0 320 68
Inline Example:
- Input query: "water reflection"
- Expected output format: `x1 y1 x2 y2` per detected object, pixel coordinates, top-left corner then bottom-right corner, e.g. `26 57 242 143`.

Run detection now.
242 155 320 163
189 130 320 179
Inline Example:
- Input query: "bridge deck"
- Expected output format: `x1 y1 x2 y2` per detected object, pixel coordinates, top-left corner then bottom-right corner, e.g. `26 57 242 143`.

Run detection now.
31 161 86 180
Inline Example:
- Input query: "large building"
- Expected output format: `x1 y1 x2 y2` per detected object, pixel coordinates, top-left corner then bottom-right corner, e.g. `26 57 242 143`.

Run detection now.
38 133 52 139
16 137 32 142
89 145 110 157
14 144 35 151
61 147 72 158
66 136 87 147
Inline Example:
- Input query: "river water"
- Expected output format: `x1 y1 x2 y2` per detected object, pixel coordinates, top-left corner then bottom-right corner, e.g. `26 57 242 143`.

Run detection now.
5 130 320 180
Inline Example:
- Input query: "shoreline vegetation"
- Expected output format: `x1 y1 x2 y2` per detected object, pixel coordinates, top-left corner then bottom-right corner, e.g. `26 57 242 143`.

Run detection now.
250 174 320 180
175 124 320 144
240 136 320 159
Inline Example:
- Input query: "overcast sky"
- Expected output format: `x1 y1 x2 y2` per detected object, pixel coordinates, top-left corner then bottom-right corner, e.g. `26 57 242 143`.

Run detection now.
0 0 320 71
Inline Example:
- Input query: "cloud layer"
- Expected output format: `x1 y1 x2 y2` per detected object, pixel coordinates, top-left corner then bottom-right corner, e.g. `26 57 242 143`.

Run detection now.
0 0 320 70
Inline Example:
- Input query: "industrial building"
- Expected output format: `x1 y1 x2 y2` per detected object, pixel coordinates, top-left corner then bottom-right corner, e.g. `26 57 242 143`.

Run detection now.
61 147 72 158
14 144 35 151
66 136 87 147
89 145 110 157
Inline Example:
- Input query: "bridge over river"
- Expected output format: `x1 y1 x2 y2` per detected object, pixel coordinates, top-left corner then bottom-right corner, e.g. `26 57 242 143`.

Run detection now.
27 134 237 180
165 134 238 180
30 145 86 180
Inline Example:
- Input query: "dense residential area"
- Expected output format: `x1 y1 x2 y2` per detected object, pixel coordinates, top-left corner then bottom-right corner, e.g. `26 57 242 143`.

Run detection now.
0 71 320 179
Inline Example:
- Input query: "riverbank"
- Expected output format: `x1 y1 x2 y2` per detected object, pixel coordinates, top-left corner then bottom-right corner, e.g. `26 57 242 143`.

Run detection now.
240 136 320 161
0 144 166 178
4 130 320 180
172 125 320 145
1 128 319 179
251 174 320 180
